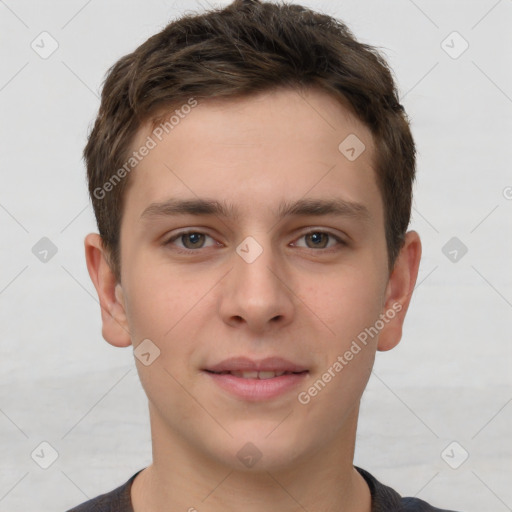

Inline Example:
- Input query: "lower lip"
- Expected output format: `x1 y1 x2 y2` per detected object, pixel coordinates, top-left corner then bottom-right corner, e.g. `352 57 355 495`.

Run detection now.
204 371 308 401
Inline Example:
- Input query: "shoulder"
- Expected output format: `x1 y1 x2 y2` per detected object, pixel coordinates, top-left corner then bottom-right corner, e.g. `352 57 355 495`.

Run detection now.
401 496 461 511
355 466 463 512
65 469 143 512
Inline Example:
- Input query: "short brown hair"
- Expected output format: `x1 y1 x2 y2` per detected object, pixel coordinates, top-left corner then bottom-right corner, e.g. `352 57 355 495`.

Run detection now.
84 0 415 283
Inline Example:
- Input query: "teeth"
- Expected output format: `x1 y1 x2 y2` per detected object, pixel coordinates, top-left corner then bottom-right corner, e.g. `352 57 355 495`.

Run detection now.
229 370 288 379
259 371 279 379
234 371 258 379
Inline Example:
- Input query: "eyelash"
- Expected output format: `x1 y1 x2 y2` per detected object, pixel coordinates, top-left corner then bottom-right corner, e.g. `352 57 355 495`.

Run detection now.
163 229 346 254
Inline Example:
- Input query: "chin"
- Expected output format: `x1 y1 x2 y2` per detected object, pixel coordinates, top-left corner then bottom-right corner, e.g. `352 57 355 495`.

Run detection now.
210 423 312 473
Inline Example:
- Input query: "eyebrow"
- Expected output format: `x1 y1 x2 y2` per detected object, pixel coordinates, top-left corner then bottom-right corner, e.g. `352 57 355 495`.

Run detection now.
140 197 371 224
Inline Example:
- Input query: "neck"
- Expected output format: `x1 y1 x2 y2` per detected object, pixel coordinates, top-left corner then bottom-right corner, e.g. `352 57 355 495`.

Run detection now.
131 403 371 512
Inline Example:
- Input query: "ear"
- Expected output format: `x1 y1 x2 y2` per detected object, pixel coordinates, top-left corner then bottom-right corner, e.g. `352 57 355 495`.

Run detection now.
377 230 422 352
84 233 132 348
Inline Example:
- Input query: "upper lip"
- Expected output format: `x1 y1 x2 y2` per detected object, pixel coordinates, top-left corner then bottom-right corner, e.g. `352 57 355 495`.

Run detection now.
204 356 308 373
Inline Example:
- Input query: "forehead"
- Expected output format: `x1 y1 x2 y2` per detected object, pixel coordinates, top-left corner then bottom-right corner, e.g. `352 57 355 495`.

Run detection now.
122 86 382 227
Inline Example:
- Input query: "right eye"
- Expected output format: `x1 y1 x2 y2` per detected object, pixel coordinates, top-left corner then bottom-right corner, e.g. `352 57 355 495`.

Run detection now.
164 231 220 253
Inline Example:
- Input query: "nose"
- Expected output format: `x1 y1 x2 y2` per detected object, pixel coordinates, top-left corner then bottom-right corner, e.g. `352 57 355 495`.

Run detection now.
218 235 295 334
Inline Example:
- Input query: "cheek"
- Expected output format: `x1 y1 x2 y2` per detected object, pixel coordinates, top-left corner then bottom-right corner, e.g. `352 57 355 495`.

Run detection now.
124 258 201 340
296 270 381 430
126 276 201 401
298 262 385 344
124 265 209 376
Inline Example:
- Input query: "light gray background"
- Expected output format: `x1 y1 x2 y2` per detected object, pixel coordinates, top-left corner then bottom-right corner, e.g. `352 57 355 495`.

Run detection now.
1 0 511 511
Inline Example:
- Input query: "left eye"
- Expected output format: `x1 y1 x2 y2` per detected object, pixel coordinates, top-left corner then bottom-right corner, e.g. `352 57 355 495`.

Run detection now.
292 231 344 250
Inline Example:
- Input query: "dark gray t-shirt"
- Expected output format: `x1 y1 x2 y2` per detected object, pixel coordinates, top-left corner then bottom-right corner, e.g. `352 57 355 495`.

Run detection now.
66 466 461 511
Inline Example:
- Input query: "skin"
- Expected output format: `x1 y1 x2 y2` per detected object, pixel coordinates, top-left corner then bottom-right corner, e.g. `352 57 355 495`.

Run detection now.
85 86 421 512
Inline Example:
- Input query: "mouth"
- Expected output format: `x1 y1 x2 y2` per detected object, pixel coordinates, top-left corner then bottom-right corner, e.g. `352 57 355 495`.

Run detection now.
204 355 308 374
204 369 308 379
202 357 309 401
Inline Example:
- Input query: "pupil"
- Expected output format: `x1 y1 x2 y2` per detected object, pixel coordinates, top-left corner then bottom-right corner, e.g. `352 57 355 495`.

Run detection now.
185 233 203 248
308 232 326 248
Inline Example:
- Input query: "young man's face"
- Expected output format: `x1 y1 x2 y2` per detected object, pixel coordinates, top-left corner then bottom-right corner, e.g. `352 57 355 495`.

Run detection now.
86 86 420 472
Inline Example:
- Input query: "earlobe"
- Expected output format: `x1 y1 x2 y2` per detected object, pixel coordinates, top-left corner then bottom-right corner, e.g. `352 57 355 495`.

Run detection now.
377 230 422 352
84 233 132 348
